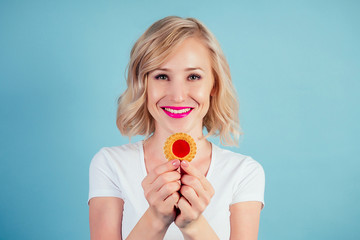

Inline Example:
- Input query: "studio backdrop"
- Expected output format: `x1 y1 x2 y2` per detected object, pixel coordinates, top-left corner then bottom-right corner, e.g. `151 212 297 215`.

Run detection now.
0 0 359 239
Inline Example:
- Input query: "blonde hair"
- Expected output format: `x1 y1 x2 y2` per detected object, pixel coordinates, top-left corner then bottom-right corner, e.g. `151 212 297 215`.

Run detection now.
116 16 241 145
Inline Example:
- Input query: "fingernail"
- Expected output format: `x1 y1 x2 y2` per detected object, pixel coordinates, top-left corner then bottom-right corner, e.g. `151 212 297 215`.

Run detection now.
181 160 189 168
172 159 180 167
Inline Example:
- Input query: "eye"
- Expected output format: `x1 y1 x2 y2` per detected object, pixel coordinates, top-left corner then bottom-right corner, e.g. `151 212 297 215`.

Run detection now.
188 74 201 81
154 74 168 80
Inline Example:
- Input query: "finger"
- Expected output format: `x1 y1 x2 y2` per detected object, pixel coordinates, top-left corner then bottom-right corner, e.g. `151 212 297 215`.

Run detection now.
164 191 180 207
180 185 198 205
158 181 181 201
181 174 207 198
144 159 180 185
147 180 180 206
177 196 197 222
151 171 181 192
180 160 212 191
180 185 208 212
177 196 192 212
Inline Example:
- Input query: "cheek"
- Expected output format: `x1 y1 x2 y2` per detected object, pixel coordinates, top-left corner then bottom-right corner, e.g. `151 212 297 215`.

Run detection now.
147 83 164 107
195 85 213 104
146 88 159 119
147 84 157 102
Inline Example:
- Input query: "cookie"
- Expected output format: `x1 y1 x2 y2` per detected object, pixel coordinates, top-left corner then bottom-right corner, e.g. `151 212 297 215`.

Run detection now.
163 133 196 161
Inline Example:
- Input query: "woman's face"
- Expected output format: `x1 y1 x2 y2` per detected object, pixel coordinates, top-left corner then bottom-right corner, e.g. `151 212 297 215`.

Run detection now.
147 37 214 136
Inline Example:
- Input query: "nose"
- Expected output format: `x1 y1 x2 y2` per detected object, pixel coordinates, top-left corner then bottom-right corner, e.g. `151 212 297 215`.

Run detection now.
169 78 187 103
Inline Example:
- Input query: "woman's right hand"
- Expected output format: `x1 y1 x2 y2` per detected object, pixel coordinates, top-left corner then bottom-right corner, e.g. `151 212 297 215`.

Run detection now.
141 159 181 227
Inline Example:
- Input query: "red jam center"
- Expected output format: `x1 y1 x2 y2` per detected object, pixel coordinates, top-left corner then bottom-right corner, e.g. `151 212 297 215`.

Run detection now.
172 139 190 158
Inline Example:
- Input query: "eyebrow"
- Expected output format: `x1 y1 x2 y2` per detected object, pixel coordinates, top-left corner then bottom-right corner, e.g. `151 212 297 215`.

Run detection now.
154 67 205 72
185 67 204 71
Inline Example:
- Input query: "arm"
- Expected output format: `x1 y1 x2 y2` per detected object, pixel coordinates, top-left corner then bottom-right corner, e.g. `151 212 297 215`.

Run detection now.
89 197 124 240
175 160 219 240
229 158 265 240
127 159 181 239
89 197 172 240
89 159 181 240
229 201 262 240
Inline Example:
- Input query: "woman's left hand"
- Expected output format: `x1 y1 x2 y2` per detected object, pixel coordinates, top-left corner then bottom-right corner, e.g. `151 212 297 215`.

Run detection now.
175 160 215 230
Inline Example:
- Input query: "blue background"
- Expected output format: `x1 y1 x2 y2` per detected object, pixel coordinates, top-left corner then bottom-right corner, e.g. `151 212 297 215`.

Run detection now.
1 0 359 239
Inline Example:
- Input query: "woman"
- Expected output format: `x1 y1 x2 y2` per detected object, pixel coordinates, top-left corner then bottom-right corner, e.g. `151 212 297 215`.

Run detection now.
89 16 265 240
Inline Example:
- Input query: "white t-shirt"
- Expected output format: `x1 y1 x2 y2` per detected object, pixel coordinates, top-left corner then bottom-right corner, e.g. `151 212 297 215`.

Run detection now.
88 141 265 239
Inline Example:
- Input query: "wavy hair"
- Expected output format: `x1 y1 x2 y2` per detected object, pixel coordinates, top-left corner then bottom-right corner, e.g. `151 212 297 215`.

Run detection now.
116 16 241 145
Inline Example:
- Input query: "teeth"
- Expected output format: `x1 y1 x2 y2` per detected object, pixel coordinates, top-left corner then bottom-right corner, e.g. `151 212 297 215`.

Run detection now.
164 108 191 114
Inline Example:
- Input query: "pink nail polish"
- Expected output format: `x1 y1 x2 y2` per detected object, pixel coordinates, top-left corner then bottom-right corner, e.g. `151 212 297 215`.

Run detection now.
172 159 180 167
181 160 189 168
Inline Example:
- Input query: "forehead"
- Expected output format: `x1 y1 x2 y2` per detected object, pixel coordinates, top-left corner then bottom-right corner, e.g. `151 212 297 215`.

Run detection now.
158 37 212 71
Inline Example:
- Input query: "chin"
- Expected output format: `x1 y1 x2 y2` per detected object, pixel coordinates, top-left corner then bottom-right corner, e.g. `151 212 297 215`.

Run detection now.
162 122 191 134
172 124 201 136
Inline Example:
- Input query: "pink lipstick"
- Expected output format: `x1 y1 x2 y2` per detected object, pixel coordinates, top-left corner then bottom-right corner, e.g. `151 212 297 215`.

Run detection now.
161 106 193 118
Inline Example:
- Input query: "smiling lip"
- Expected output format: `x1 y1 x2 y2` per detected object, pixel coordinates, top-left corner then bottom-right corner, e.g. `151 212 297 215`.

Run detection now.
161 106 193 118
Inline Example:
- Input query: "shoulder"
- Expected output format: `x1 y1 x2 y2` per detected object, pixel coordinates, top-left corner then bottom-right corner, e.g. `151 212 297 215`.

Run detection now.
212 143 264 175
94 141 142 158
211 144 265 206
88 142 143 203
90 141 143 168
